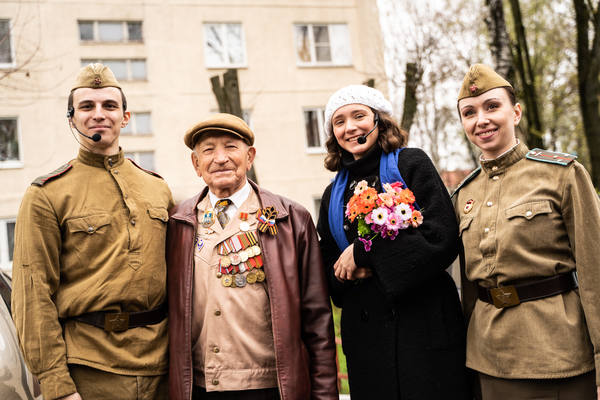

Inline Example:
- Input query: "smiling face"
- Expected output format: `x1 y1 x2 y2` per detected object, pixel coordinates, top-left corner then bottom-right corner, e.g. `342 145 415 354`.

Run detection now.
458 87 522 159
191 133 256 198
71 86 129 155
331 104 379 160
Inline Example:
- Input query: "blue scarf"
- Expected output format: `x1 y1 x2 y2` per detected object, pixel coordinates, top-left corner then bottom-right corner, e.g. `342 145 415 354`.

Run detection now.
328 148 416 251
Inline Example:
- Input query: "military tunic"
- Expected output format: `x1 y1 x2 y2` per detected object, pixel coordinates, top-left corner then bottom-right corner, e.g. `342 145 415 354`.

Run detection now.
11 149 173 400
454 141 600 383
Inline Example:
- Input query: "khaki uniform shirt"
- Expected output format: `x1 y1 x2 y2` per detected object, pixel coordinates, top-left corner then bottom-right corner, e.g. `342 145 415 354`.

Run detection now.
11 149 173 400
455 142 600 382
192 189 277 391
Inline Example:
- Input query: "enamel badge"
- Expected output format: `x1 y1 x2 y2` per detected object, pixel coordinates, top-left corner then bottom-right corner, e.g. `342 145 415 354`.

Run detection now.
464 199 474 214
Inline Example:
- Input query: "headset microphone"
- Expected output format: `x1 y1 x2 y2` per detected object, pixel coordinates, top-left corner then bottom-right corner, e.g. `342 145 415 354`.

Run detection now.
67 107 101 142
356 113 379 145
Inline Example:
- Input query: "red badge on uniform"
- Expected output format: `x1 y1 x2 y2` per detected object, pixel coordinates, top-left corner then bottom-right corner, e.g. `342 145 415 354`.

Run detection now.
470 84 477 93
464 199 474 214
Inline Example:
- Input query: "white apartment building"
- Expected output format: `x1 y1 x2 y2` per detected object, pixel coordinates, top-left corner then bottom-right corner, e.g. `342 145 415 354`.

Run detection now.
0 0 387 273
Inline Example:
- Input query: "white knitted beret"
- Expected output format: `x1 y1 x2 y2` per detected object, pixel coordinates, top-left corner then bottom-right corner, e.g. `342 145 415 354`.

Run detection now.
323 84 393 135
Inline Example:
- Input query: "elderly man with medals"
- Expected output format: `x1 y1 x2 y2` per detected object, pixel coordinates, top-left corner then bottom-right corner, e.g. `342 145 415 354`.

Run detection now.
166 113 338 400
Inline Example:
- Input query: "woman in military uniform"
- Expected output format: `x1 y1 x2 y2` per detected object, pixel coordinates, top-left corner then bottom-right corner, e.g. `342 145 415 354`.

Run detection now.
316 85 471 399
454 64 600 399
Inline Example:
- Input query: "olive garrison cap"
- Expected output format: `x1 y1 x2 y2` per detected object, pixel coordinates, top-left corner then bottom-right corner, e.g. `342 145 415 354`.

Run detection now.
184 113 255 149
71 63 121 91
457 64 512 102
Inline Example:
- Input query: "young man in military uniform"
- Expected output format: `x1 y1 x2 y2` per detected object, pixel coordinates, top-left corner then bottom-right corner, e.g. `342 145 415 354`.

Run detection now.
11 63 173 400
166 113 338 400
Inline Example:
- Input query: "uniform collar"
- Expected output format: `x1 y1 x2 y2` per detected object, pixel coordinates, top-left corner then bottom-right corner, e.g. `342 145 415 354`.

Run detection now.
207 180 251 210
78 148 124 169
480 141 529 175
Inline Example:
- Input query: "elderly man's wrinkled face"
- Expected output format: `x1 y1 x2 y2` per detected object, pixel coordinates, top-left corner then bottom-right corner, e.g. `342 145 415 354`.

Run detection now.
192 133 256 198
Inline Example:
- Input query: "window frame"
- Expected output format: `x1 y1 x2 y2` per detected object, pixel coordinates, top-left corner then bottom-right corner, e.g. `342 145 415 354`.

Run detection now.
0 19 16 69
303 107 327 154
294 23 352 67
78 20 144 43
203 22 247 69
121 112 153 136
0 117 23 169
0 218 15 275
80 58 147 81
125 150 156 172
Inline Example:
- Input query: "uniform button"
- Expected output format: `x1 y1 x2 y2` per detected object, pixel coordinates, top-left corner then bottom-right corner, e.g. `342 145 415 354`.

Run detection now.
87 226 94 233
213 347 220 353
130 218 136 226
360 309 369 322
525 211 532 217
484 227 490 233
491 166 498 171
214 310 221 316
492 176 499 181
212 379 219 385
113 170 119 175
486 201 493 207
124 194 128 199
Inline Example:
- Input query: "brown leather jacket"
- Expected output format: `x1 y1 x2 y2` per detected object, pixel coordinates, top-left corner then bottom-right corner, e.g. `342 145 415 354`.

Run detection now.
167 182 338 400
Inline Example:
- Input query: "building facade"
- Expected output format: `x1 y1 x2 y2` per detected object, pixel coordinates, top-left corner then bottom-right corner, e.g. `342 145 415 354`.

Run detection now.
0 0 387 273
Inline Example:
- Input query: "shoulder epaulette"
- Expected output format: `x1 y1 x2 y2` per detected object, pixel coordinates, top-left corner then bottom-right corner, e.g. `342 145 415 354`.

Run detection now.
127 158 164 179
32 163 73 186
526 148 576 166
451 167 481 198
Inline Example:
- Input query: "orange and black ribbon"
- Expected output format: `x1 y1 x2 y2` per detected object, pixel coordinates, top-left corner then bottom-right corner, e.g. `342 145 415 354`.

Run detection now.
257 207 278 235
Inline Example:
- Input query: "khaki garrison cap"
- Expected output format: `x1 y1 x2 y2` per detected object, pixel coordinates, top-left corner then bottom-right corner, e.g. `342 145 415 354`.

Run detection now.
457 64 512 102
71 63 121 91
184 113 255 149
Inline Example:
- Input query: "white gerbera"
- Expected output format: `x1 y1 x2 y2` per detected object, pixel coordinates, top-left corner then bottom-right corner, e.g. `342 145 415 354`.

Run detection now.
394 203 412 221
371 207 389 225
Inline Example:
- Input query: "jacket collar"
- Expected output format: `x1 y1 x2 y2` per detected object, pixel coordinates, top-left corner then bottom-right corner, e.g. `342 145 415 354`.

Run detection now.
170 180 289 226
78 147 124 169
480 141 529 175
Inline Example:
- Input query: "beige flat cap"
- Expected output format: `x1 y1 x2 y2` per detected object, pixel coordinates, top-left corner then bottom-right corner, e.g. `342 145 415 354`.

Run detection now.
184 113 254 149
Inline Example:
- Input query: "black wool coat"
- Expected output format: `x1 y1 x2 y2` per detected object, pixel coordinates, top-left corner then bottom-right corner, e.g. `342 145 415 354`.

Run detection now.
317 145 472 400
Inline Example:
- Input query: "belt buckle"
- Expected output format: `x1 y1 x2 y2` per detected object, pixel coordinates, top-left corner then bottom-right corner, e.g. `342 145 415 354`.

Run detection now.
490 286 520 309
104 312 130 332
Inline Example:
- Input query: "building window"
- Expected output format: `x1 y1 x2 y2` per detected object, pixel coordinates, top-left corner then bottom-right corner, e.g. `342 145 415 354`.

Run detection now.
0 219 15 274
303 108 327 152
81 59 147 81
122 112 152 135
313 197 322 221
0 118 22 168
0 19 14 66
125 151 155 171
203 23 246 68
78 21 143 42
294 24 352 66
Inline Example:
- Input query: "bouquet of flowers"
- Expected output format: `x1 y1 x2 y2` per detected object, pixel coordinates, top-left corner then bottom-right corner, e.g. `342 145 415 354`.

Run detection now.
346 180 423 251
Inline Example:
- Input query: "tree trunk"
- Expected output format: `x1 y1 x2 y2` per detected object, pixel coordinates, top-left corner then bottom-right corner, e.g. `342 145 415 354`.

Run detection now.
210 69 258 183
485 0 516 83
400 62 421 134
573 0 600 188
507 0 544 149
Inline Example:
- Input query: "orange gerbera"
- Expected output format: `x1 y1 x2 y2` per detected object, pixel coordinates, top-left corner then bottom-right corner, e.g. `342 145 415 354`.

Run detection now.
398 188 416 204
359 187 378 207
411 210 423 227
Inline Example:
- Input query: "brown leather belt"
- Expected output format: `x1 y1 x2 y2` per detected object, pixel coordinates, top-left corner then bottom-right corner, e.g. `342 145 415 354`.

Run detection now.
477 272 577 309
63 303 167 332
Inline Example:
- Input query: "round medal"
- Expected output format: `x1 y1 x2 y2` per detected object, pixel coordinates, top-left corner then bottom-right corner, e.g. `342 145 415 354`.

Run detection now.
221 275 232 287
230 278 237 288
255 269 266 282
246 271 257 284
216 272 222 278
230 253 241 265
235 274 247 288
220 256 231 268
239 249 249 262
251 245 261 256
240 221 250 231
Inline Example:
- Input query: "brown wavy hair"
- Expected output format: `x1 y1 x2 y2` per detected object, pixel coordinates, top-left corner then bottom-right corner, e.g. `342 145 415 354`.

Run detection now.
324 111 408 172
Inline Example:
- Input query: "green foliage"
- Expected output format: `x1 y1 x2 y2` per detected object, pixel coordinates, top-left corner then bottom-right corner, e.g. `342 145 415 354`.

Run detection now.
357 218 372 236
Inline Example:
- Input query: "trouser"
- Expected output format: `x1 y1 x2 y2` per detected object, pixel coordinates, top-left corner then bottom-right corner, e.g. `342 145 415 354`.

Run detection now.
192 385 280 400
479 370 596 400
68 364 167 400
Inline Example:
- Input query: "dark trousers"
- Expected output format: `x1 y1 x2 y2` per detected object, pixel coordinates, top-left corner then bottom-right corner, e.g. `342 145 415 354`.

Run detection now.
192 385 280 400
479 370 596 400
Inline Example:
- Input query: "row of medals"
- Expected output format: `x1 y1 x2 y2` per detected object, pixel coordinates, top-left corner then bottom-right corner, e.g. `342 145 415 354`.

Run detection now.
218 243 265 288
